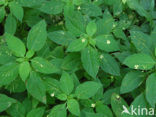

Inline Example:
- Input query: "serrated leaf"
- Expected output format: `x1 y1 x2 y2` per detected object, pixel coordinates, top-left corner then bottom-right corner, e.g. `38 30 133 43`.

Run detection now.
31 57 59 74
27 20 47 51
26 72 46 104
75 81 101 99
120 71 145 94
67 99 80 116
81 47 99 78
5 33 26 57
60 72 74 95
124 53 155 70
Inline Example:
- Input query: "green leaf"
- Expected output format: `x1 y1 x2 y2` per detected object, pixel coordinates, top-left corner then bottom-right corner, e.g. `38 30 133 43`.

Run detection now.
0 94 16 113
111 93 129 117
0 62 18 86
44 78 61 96
4 14 17 35
26 107 45 117
81 46 99 78
26 72 46 104
75 81 101 99
95 34 119 52
67 99 80 116
65 11 86 37
0 6 5 23
38 0 64 15
67 38 87 52
102 87 120 105
5 77 26 93
61 53 81 71
0 45 15 65
96 9 114 35
26 50 35 59
130 31 153 55
131 93 149 117
120 71 145 94
48 31 75 46
124 53 155 70
17 0 45 7
6 102 26 117
19 61 31 82
81 3 102 17
96 104 113 117
146 73 156 107
9 1 24 22
86 21 97 36
127 0 150 19
0 0 5 5
113 0 123 16
150 26 156 47
27 20 47 51
100 53 120 76
49 104 67 117
31 57 58 74
5 33 26 57
60 72 74 95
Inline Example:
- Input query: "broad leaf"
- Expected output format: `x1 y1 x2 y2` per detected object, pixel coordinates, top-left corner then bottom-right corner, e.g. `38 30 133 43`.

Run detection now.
27 20 47 51
120 71 145 94
60 72 74 95
4 14 17 35
26 72 46 103
67 99 80 116
67 38 87 52
0 62 18 86
9 1 24 22
31 57 59 74
95 35 119 52
124 53 155 70
75 81 101 99
49 104 67 117
5 33 26 57
146 73 156 107
0 94 16 113
81 46 99 79
19 61 31 82
100 53 120 76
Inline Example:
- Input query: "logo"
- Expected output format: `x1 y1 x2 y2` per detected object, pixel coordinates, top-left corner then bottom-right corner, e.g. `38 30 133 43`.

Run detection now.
122 105 155 116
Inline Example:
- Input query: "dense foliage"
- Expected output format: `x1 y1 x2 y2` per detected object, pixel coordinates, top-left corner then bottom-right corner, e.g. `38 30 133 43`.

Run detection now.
0 0 156 117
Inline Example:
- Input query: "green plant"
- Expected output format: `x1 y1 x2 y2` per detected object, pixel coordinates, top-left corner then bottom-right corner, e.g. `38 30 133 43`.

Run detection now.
0 0 156 117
